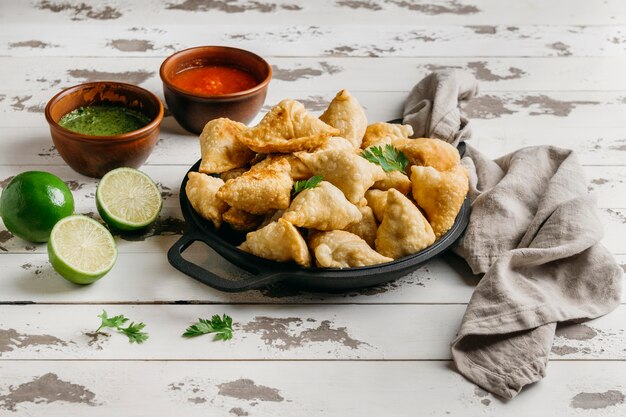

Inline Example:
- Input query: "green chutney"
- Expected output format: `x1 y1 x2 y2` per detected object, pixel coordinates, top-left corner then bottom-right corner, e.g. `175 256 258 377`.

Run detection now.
58 105 152 136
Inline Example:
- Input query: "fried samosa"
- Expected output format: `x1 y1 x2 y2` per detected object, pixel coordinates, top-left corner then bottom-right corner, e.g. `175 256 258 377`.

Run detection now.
216 159 293 215
185 172 229 228
220 167 248 182
364 189 388 222
223 207 262 232
252 154 312 181
282 181 362 230
296 149 385 203
239 218 311 267
344 204 378 248
309 230 392 268
399 138 460 172
319 90 367 148
371 170 412 195
375 189 435 259
410 164 468 238
361 122 413 149
237 99 339 153
199 118 254 174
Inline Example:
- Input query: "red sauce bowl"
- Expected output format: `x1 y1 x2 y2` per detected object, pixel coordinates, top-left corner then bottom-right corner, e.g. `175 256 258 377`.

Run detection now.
45 82 164 178
160 46 272 134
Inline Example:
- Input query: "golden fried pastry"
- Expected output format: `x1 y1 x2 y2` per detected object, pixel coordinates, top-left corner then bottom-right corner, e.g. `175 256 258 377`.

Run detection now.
222 207 262 232
199 118 255 174
399 138 460 172
375 189 435 259
220 167 248 182
319 90 367 148
282 181 362 230
296 149 385 203
216 159 293 215
308 230 392 268
410 164 468 238
361 122 413 149
252 154 312 181
185 172 229 228
259 209 285 229
318 136 355 152
237 99 339 153
344 204 378 248
372 170 412 195
364 189 388 222
239 219 311 267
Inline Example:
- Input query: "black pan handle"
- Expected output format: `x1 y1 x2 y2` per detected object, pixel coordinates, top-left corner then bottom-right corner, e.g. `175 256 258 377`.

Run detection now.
167 232 290 292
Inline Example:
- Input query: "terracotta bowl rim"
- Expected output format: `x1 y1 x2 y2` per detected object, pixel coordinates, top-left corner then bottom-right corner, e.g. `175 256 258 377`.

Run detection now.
159 45 272 101
44 81 164 143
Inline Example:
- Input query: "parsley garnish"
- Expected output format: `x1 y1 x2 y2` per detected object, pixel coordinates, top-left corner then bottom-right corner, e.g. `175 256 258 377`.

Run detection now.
95 310 149 344
361 144 409 172
119 322 149 344
292 175 323 195
183 314 233 341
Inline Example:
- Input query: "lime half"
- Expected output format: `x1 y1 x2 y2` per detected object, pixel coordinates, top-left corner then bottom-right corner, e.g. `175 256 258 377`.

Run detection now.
48 215 117 285
96 167 162 231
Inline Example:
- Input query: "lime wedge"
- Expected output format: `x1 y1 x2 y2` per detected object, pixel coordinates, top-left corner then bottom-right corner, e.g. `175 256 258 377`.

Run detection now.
96 167 162 231
48 215 117 284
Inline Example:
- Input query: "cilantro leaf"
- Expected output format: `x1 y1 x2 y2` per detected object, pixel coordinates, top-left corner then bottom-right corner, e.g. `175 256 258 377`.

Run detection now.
95 310 148 344
361 144 409 172
292 175 324 195
96 310 129 333
119 322 149 344
183 314 233 341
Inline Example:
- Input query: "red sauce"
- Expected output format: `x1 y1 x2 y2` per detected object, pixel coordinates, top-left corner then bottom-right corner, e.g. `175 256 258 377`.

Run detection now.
171 65 259 95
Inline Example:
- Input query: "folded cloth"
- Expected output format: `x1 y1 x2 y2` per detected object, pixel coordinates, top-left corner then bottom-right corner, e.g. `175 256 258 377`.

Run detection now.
403 69 623 399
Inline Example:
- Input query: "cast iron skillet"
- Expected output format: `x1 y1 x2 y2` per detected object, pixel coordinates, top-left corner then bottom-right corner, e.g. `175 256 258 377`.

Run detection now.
168 132 470 292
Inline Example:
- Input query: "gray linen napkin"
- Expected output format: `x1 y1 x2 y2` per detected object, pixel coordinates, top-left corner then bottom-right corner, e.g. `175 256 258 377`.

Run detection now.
403 69 623 399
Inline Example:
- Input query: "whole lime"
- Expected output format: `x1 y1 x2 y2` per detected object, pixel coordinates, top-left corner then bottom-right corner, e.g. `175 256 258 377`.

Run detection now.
0 171 74 242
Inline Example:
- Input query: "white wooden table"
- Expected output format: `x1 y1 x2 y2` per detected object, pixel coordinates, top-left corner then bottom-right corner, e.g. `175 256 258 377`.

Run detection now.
0 1 625 415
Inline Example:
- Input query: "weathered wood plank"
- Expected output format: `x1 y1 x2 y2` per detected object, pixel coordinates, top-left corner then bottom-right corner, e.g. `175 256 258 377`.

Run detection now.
472 127 626 165
0 250 623 305
2 56 626 93
1 361 626 416
0 304 624 360
2 0 626 25
1 24 624 58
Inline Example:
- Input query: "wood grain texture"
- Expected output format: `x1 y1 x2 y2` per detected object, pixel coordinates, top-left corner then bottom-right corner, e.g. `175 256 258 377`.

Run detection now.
1 361 626 416
1 24 624 58
2 57 626 93
0 252 623 305
0 304 625 360
1 0 625 25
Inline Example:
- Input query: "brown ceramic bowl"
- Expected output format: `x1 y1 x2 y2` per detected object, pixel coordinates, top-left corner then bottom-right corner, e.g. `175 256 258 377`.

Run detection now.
45 82 164 178
160 46 272 134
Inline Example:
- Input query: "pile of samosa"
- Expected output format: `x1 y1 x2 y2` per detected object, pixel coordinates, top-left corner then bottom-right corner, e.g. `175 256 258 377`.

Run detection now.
186 90 468 268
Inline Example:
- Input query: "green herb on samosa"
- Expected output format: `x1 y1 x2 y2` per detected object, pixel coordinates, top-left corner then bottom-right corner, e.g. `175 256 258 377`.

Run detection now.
95 310 149 344
183 314 234 341
361 144 409 172
292 175 323 195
